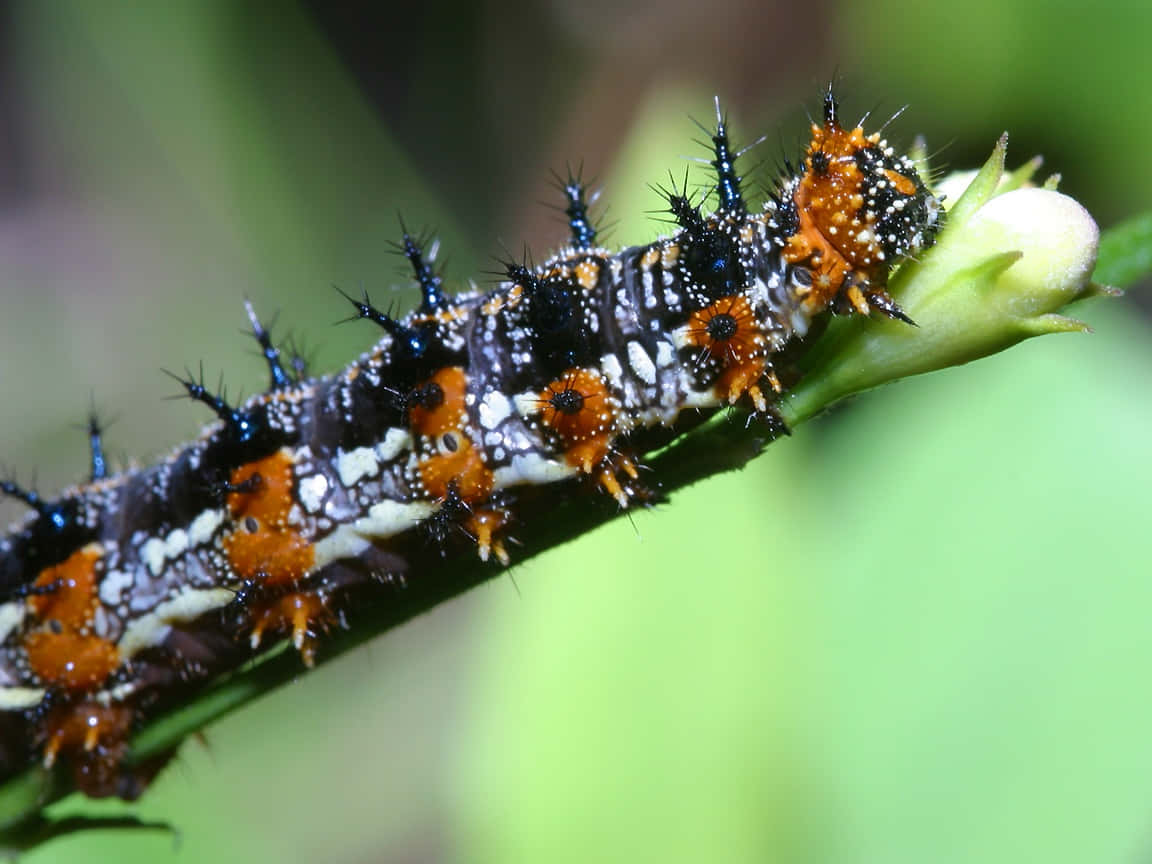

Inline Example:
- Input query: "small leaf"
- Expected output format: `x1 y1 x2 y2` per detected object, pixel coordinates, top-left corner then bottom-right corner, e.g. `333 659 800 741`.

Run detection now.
947 133 1008 227
1094 211 1152 288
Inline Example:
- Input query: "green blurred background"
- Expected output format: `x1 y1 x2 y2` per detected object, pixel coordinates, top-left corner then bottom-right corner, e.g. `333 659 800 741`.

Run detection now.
0 1 1150 861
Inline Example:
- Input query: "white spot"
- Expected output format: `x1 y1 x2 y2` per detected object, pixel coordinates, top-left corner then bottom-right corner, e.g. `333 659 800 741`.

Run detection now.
494 452 578 489
479 390 514 430
514 390 543 418
642 270 657 307
0 602 24 644
656 341 675 368
313 500 438 569
670 324 692 350
97 681 139 705
98 569 134 606
188 508 225 547
682 388 722 409
375 428 411 462
141 537 168 577
600 354 624 387
92 605 110 639
358 498 438 538
627 341 657 385
0 687 46 710
337 446 379 487
298 474 329 514
118 588 234 659
165 528 189 560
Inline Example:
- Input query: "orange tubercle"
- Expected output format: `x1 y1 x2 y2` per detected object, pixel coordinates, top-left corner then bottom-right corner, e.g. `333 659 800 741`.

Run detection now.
25 631 120 691
538 368 619 472
538 368 641 505
419 437 494 502
466 509 510 565
248 591 330 667
24 545 120 691
224 451 327 663
684 296 770 410
408 366 469 438
224 450 315 586
41 701 134 770
28 544 103 626
411 365 497 506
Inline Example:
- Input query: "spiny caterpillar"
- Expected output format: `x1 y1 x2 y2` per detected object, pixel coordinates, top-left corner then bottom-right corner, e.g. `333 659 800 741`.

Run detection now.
0 88 941 800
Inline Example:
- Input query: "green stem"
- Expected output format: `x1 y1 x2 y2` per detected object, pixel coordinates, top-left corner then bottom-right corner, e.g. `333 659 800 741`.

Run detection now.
2 143 1146 851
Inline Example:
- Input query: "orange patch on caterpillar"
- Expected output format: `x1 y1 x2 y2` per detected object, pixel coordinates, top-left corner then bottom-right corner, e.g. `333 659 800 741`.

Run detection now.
28 544 103 626
24 545 120 690
25 632 119 691
884 168 917 196
466 508 510 565
411 366 495 504
249 591 331 667
684 296 773 411
783 117 885 306
409 366 468 438
537 368 639 505
419 436 494 502
40 700 135 797
595 453 640 507
538 368 620 473
575 260 600 291
224 450 315 586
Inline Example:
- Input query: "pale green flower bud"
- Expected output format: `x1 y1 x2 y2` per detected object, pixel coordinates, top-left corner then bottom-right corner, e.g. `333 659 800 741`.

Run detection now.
780 136 1103 426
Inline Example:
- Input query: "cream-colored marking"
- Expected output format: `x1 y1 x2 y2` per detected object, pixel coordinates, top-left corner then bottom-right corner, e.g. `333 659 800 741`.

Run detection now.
165 528 189 559
357 499 437 538
479 390 514 430
188 508 226 547
139 531 186 577
682 388 722 410
656 340 676 368
670 324 692 350
140 537 168 577
92 606 111 639
0 686 46 710
513 390 543 419
493 452 579 489
95 681 139 706
312 500 438 568
117 588 234 659
298 473 329 514
336 446 379 487
626 341 657 385
375 428 411 462
0 602 24 644
600 354 624 388
312 525 370 565
749 275 770 306
98 568 134 606
790 309 811 337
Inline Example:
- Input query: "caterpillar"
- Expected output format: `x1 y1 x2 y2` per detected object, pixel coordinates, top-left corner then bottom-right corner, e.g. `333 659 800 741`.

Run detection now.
0 88 941 800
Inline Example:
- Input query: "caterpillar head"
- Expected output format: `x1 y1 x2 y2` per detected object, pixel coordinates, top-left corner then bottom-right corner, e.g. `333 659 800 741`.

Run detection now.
779 89 942 306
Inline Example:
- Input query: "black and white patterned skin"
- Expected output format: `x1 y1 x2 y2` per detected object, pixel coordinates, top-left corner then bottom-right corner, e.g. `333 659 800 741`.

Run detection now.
0 94 941 797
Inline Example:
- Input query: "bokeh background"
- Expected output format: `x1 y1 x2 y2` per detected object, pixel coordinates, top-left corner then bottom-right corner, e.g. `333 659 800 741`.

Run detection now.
1 1 1150 861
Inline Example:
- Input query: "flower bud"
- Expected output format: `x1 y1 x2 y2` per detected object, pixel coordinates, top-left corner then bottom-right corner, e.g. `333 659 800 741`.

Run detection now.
780 136 1102 425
